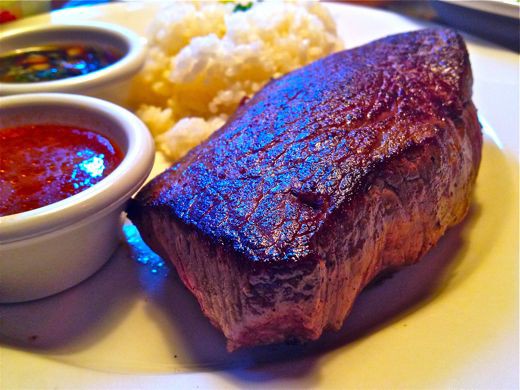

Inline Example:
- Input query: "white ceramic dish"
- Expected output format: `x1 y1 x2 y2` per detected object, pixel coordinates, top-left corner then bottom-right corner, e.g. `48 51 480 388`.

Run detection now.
0 93 155 303
0 23 147 106
0 3 518 389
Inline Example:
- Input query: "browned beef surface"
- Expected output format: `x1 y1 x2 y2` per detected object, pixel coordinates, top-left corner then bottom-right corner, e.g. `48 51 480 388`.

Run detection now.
128 28 482 351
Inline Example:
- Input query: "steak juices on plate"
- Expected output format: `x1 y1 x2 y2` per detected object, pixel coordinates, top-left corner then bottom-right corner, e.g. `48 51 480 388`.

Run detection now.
128 29 482 351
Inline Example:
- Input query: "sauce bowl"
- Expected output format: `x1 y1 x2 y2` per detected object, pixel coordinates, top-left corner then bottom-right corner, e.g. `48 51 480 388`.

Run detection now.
0 23 146 106
0 93 155 302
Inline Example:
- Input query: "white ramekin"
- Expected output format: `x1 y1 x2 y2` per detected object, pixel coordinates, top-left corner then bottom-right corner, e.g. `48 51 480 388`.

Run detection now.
0 22 147 106
0 93 155 303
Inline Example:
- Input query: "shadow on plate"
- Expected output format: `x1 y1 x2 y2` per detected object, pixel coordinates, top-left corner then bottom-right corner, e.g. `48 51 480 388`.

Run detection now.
0 239 143 351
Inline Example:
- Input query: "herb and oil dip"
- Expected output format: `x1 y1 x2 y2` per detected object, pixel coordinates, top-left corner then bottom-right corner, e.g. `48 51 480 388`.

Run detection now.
0 44 122 83
0 124 123 216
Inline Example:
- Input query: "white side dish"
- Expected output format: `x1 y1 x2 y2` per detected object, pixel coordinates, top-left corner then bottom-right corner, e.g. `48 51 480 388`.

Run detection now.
0 23 147 106
0 93 154 302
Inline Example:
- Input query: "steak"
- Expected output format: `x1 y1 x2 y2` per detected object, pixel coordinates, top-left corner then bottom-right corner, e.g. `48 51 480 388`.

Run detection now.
128 29 482 351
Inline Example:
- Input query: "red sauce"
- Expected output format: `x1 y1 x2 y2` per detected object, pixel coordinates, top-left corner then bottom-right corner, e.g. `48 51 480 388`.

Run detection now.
0 124 123 217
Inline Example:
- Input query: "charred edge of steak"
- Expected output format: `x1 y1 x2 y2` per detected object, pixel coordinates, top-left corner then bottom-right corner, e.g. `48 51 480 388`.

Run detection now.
129 28 474 266
127 28 482 350
128 101 482 351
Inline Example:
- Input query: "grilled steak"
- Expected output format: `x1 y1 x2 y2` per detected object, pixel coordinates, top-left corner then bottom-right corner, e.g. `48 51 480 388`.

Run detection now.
128 29 482 351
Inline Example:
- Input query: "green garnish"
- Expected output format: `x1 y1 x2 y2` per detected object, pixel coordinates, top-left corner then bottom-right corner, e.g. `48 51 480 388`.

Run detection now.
233 2 253 12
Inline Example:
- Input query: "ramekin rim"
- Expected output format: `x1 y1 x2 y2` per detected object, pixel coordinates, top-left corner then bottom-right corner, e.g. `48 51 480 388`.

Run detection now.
0 22 147 94
0 93 155 243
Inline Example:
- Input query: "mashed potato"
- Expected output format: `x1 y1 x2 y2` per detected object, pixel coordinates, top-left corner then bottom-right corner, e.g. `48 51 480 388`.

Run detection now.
132 1 342 160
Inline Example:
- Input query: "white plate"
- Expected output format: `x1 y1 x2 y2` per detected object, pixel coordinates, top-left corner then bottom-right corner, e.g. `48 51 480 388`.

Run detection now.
1 3 518 389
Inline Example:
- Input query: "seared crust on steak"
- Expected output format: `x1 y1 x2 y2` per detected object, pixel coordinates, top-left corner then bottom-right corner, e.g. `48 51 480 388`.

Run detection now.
128 29 482 350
